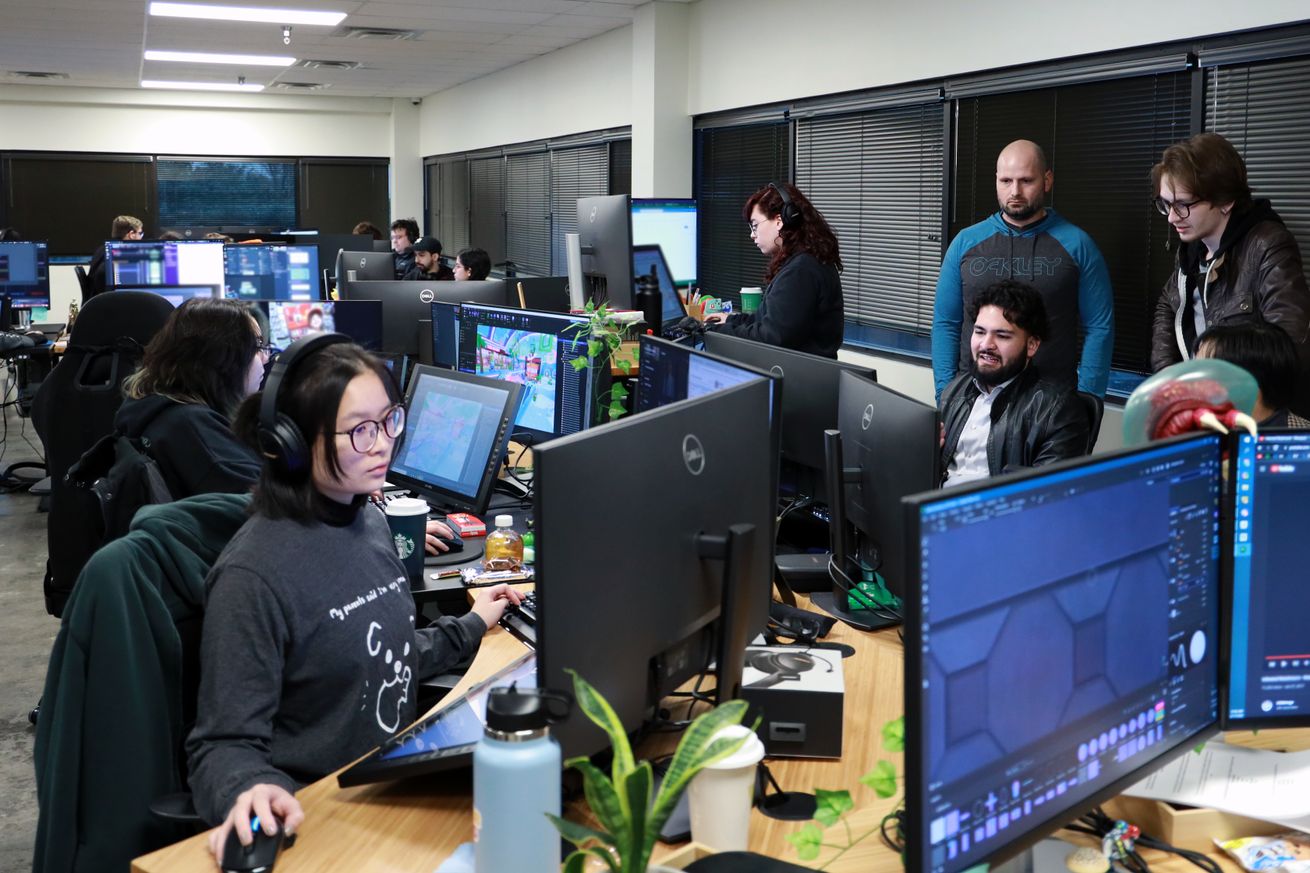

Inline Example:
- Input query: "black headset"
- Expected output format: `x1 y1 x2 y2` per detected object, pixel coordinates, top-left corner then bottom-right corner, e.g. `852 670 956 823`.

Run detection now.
744 649 833 689
769 182 803 229
257 331 353 476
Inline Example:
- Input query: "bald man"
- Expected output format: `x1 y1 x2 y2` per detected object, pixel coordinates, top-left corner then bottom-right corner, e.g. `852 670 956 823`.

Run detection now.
931 140 1114 399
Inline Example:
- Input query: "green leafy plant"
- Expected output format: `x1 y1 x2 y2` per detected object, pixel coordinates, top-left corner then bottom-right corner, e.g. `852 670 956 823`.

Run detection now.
548 669 752 873
786 716 904 869
563 300 635 422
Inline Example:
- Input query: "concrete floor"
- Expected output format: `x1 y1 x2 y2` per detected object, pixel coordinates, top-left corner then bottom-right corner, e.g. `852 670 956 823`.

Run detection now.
0 383 56 873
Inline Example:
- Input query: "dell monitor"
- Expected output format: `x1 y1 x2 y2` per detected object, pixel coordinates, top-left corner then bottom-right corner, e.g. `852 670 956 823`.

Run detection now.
261 300 382 351
338 279 511 356
115 285 221 308
106 240 226 290
334 249 396 283
0 241 51 309
456 304 593 443
224 243 321 300
1224 430 1310 729
631 198 697 288
576 194 633 309
534 376 776 758
903 435 1223 873
386 365 524 515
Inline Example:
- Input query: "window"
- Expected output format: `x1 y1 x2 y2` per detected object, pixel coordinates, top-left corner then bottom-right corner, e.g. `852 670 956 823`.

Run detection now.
549 144 610 276
157 158 297 228
299 159 389 236
506 151 551 276
427 158 470 255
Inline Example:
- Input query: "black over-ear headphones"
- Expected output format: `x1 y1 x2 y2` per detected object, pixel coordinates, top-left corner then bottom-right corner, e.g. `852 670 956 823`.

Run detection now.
257 331 353 476
744 649 833 689
769 182 803 229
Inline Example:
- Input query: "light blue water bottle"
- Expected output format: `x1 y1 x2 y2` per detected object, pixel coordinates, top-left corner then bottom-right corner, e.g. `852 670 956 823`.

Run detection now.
473 685 564 873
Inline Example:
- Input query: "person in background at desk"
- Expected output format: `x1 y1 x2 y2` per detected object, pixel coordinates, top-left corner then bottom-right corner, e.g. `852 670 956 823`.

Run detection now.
84 214 143 300
403 236 455 281
703 182 845 359
453 247 491 281
187 335 521 866
1195 320 1310 429
352 220 383 241
390 217 420 279
939 279 1089 488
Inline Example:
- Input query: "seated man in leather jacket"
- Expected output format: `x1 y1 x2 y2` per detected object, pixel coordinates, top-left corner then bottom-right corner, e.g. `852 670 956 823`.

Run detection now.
939 279 1090 487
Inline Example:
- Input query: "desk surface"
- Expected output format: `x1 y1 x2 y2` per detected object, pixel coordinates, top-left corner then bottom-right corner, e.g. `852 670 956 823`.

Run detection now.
132 602 1305 873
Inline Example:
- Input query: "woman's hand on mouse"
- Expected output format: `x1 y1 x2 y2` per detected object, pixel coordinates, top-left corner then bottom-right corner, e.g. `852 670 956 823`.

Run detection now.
425 518 456 554
209 783 303 867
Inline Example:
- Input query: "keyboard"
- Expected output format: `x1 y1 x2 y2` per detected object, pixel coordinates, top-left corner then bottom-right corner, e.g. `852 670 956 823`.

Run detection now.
499 590 537 649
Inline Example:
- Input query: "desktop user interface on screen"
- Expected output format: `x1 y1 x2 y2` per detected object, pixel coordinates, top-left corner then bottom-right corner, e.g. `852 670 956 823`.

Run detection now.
106 240 225 289
224 244 320 300
631 198 697 287
905 436 1222 873
0 241 51 308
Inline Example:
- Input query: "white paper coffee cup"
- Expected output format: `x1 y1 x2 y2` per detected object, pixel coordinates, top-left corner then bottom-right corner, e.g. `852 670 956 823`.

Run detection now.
384 497 429 581
687 725 766 852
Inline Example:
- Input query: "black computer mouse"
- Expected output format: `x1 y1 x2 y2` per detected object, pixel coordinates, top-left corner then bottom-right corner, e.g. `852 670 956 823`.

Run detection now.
221 814 288 873
434 524 464 552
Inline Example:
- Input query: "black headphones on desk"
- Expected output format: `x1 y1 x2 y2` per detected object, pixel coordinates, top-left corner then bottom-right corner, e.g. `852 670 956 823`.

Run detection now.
257 331 353 476
769 182 803 229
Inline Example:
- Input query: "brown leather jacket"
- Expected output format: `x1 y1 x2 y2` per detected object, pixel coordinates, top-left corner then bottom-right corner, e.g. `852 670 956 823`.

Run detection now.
1151 201 1310 372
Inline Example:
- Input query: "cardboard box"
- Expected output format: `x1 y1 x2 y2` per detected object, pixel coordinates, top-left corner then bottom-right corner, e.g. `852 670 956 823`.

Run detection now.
739 645 844 758
1105 796 1282 853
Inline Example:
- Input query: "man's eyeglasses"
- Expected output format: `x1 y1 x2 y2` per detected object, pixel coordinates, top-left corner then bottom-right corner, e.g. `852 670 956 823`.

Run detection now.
335 405 405 453
1154 197 1201 219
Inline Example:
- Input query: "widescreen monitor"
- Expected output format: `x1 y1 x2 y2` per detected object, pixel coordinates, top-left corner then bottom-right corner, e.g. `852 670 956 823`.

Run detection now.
576 194 633 309
224 243 321 300
1224 430 1310 729
115 285 220 308
636 333 776 417
261 300 382 351
106 240 225 290
456 304 593 443
338 279 511 356
631 244 684 327
903 435 1223 873
631 198 697 287
334 248 395 282
535 376 776 758
0 241 50 309
387 365 523 515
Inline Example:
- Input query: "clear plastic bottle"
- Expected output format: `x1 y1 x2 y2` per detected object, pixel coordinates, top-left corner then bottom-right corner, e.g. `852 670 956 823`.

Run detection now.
521 519 535 565
483 515 524 572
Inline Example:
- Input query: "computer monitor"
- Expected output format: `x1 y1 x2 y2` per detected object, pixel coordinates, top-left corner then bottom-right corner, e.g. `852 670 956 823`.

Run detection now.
903 435 1223 873
535 376 776 758
115 285 221 308
338 279 512 356
224 243 321 300
635 333 776 418
702 332 876 478
0 294 12 328
576 194 633 309
312 233 373 278
430 301 460 369
386 365 523 515
630 244 684 328
456 304 593 443
631 198 697 287
0 241 50 309
260 300 383 351
1224 430 1310 729
334 249 395 283
106 240 226 290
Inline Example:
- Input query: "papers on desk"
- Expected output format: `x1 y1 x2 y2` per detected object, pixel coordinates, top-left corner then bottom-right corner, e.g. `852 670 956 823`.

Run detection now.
1123 742 1310 833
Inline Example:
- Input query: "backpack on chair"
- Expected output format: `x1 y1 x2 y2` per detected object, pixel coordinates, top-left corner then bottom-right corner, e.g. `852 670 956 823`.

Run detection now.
68 431 175 543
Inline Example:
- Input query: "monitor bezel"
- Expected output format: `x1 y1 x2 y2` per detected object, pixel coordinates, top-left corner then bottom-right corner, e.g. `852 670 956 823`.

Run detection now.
0 240 51 309
901 433 1224 873
104 239 226 290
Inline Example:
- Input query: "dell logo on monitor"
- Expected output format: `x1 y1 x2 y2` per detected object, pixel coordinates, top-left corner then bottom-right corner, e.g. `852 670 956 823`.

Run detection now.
861 403 875 431
682 434 705 476
770 365 784 379
419 288 435 303
358 257 367 269
589 206 599 223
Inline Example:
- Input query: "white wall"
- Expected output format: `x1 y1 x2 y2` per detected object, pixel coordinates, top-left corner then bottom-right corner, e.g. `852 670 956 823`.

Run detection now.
686 0 1310 115
417 25 632 156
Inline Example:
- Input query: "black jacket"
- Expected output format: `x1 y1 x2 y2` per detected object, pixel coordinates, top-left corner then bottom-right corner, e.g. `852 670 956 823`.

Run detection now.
939 365 1089 483
713 252 844 358
113 395 261 498
393 249 415 280
84 247 108 301
402 262 455 282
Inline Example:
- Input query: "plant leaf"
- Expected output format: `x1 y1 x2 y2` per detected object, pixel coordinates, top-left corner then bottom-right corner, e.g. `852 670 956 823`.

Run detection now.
882 716 905 753
646 700 750 846
547 813 615 849
588 339 603 359
860 760 899 799
786 822 825 862
570 356 589 372
813 788 853 827
610 382 629 400
568 670 636 781
569 758 630 850
608 400 625 421
622 761 655 872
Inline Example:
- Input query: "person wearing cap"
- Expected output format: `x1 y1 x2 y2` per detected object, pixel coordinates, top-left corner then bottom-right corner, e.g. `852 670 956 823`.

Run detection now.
403 236 455 282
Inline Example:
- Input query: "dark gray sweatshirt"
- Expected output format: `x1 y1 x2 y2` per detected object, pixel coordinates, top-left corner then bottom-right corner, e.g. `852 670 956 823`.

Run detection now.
186 500 485 824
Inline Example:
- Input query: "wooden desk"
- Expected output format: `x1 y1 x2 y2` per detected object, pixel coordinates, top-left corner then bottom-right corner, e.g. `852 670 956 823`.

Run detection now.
132 602 1305 873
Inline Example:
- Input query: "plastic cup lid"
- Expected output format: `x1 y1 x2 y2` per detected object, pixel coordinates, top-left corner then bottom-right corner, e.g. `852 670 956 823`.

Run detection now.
385 496 429 517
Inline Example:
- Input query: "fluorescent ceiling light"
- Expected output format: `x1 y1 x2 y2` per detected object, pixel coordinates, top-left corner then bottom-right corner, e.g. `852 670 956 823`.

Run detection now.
148 3 347 26
145 50 296 67
141 79 266 92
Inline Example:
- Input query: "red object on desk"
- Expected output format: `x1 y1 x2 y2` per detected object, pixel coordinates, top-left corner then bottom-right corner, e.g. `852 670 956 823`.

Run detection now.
446 513 486 537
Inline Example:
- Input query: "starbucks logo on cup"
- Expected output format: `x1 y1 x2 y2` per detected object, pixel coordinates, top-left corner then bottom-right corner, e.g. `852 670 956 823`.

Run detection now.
394 533 415 560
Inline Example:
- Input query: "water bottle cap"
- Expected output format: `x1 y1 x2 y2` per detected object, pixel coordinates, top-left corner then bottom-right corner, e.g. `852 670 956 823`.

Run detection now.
485 684 549 732
495 514 514 528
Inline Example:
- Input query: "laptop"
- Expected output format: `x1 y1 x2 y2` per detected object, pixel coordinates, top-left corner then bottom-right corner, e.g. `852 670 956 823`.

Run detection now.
631 244 688 339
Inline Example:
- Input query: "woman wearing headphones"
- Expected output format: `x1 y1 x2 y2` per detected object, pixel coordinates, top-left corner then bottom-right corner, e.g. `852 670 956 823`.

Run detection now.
186 334 521 864
706 182 845 358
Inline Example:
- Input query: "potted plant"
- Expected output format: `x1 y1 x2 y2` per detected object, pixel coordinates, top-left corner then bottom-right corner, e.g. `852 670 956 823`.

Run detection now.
548 669 752 873
564 300 638 423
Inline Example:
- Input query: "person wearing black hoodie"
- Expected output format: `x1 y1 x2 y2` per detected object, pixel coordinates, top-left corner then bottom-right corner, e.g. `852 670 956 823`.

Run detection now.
1150 133 1310 413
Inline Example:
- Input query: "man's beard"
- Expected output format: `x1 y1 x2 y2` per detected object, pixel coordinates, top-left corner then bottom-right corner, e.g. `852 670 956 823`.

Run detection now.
1000 195 1044 223
971 352 1028 388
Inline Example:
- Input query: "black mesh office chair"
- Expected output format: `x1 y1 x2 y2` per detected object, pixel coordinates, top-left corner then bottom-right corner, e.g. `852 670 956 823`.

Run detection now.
31 290 174 617
1077 390 1105 455
73 265 92 301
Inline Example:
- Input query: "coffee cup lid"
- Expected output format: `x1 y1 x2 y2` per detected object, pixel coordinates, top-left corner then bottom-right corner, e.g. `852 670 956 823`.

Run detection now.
385 496 430 516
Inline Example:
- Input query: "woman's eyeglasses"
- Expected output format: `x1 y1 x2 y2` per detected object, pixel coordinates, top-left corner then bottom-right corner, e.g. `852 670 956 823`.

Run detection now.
335 405 405 453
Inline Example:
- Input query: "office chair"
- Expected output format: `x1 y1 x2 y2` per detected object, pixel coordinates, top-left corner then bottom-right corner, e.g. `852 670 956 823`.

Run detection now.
31 290 174 617
73 265 92 301
1077 390 1105 454
33 493 250 873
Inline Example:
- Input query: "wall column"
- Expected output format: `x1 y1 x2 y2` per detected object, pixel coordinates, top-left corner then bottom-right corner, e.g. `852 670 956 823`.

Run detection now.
631 2 691 198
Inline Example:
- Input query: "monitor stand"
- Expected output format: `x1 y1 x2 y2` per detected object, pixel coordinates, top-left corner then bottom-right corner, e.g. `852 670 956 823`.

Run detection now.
987 837 1088 872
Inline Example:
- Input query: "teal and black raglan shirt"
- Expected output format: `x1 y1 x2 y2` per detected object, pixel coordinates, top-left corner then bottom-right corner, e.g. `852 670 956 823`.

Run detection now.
931 209 1114 399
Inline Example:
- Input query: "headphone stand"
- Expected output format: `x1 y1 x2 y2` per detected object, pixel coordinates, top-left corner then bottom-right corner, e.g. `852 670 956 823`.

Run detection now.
756 761 816 820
